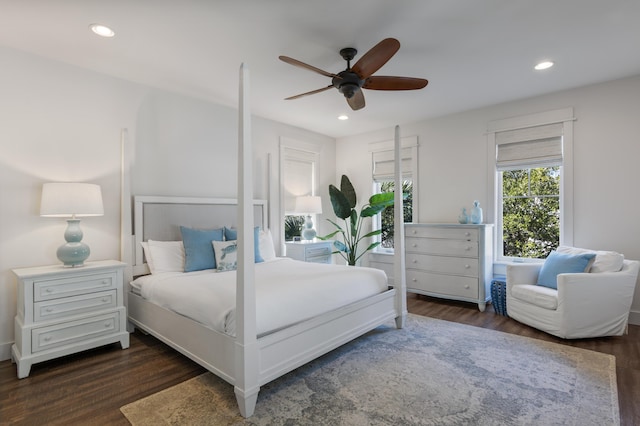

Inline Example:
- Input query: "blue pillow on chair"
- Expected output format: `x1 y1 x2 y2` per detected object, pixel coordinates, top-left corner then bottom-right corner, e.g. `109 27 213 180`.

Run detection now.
537 251 596 289
224 226 264 263
180 226 225 272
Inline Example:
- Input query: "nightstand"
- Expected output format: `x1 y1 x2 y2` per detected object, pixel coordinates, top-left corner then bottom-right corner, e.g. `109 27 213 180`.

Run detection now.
11 260 129 378
285 240 333 264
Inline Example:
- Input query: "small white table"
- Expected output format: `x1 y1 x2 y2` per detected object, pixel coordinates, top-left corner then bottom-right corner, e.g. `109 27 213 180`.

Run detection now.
285 240 333 264
11 260 130 378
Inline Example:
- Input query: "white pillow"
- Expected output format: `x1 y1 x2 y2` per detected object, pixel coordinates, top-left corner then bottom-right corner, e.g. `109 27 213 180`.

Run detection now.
556 246 624 273
140 242 155 273
146 240 185 274
212 240 238 272
259 229 277 261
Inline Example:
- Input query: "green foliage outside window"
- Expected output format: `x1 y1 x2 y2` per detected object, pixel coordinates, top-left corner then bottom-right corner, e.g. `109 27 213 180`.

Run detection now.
284 215 305 241
380 180 413 248
502 167 560 259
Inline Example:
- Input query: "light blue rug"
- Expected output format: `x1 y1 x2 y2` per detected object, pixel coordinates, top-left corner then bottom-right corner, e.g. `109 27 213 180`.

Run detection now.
121 314 619 425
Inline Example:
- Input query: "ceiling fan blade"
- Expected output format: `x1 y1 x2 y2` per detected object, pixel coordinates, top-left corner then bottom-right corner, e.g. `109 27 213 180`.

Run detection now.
279 56 338 79
363 76 429 90
285 85 334 100
351 38 400 79
346 88 365 111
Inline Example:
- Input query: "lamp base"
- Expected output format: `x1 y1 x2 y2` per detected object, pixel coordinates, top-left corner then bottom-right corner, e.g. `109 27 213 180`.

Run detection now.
57 242 90 267
301 214 317 241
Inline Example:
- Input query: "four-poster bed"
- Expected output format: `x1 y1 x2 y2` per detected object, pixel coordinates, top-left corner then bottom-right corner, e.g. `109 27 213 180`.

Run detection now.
122 64 407 417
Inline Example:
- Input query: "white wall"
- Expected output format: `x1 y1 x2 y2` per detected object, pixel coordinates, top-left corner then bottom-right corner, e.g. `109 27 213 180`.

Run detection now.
337 75 640 323
0 46 335 361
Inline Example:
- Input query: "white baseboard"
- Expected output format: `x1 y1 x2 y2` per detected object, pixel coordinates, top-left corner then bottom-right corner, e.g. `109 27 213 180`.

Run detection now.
0 341 12 362
629 309 640 326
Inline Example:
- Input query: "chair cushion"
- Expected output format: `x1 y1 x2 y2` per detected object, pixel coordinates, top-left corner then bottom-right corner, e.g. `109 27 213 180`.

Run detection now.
511 284 558 310
537 251 596 289
556 246 624 273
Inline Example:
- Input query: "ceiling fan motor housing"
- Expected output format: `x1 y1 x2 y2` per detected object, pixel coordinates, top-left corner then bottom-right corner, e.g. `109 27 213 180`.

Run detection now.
333 71 364 99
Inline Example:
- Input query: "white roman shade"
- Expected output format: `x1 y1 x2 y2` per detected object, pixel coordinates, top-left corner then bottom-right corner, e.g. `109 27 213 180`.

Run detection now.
372 147 413 181
496 123 563 171
282 147 317 215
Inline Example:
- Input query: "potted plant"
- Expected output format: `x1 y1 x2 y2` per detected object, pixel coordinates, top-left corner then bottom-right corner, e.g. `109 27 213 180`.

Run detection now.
319 175 396 266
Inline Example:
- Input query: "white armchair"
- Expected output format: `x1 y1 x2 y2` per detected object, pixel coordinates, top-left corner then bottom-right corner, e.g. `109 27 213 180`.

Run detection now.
506 258 639 339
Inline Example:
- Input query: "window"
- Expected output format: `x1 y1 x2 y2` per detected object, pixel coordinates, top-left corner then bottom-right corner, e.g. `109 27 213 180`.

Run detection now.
280 140 320 241
370 136 418 251
488 108 574 261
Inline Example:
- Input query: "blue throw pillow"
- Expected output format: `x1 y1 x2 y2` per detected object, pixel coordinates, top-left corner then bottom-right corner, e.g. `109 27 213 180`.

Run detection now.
536 251 596 289
223 226 264 263
180 226 224 272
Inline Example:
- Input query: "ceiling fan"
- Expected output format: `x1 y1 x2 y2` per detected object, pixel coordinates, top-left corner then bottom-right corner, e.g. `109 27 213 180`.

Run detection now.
279 38 428 111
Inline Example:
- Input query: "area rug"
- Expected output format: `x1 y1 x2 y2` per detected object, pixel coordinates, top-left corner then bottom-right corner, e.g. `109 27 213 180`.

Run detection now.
121 315 619 425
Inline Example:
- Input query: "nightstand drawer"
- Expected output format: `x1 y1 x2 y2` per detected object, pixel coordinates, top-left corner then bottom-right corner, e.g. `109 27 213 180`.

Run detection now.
31 312 120 353
406 253 479 277
406 237 478 257
306 246 331 259
34 272 117 302
34 290 117 322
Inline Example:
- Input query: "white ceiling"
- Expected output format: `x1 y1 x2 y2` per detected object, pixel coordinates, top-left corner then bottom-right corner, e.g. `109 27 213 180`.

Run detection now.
1 0 639 138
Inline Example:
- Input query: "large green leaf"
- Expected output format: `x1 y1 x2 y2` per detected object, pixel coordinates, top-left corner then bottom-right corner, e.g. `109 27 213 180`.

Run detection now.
340 175 357 208
350 210 358 238
329 185 352 219
369 191 395 207
361 204 387 217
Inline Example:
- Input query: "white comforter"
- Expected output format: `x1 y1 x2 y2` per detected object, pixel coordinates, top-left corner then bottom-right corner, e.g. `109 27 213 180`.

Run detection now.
132 257 388 336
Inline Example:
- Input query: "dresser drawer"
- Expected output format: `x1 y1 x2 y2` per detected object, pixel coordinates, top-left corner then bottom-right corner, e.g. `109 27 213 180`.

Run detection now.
407 270 479 299
31 312 120 353
406 237 478 257
34 272 117 302
406 226 478 241
33 290 117 322
406 253 479 277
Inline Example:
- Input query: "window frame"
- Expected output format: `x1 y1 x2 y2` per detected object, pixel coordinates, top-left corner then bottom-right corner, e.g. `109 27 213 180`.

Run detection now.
487 108 575 263
369 136 418 254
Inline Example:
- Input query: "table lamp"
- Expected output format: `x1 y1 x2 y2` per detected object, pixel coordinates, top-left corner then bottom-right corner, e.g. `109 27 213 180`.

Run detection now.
40 182 104 267
295 195 322 241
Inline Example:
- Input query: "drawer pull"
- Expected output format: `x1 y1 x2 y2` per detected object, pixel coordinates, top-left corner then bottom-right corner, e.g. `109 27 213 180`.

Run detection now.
412 278 417 282
465 232 470 236
44 336 51 342
46 288 54 293
412 243 417 248
101 298 109 303
465 246 472 251
101 280 109 285
412 230 417 234
104 322 111 328
464 285 470 289
412 259 417 263
46 308 53 312
465 264 470 269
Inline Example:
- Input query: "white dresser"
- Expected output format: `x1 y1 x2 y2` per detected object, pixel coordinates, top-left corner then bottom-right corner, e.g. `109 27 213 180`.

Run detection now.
405 224 493 311
285 240 333 263
11 260 130 378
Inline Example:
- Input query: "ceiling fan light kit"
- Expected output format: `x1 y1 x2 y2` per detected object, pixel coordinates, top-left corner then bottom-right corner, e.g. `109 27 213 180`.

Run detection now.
279 38 428 111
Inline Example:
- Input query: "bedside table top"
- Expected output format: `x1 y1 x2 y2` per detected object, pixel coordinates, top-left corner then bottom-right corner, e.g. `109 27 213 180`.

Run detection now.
12 260 126 278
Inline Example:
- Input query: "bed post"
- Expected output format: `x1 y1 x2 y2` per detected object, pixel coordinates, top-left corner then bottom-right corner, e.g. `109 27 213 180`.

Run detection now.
234 63 260 417
393 125 407 328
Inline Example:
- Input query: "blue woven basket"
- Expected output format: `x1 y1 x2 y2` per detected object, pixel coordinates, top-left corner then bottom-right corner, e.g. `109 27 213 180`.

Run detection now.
491 278 508 316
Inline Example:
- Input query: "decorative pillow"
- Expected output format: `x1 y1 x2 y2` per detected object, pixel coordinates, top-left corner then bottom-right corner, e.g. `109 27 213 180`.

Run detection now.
259 229 277 261
147 240 184 274
212 240 238 272
140 242 155 273
556 246 624 273
536 251 596 289
180 226 224 272
223 226 264 263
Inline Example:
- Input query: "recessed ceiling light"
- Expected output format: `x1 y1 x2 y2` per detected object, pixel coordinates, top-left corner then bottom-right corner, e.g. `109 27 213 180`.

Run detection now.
89 24 115 38
338 115 349 121
534 61 554 71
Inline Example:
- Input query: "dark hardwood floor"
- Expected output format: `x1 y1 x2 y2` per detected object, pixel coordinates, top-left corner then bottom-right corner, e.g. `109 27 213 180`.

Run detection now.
1 294 638 425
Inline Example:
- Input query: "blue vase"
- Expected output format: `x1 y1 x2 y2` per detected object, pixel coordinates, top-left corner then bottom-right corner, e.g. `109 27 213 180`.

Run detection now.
458 208 468 224
470 201 483 224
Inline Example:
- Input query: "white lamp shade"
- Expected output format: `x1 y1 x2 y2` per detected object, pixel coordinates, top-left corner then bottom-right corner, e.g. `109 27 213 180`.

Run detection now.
40 183 104 217
295 196 322 214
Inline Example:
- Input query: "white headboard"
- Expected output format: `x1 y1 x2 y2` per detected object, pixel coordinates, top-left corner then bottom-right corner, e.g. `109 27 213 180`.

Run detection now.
132 195 268 276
